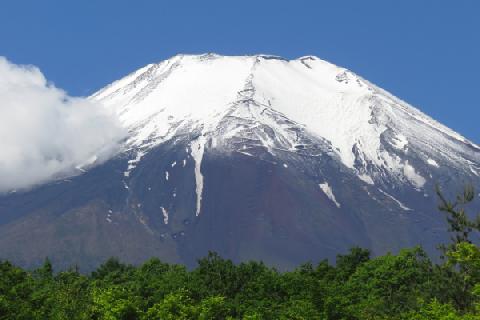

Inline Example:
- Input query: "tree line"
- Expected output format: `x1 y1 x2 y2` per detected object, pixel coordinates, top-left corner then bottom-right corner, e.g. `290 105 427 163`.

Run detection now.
1 186 480 319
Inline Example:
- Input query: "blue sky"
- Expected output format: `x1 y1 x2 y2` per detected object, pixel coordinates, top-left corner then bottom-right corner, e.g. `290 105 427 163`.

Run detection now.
0 0 478 142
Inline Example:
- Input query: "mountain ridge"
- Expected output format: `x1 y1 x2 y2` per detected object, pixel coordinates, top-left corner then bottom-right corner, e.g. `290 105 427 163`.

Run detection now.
0 53 478 270
92 54 479 200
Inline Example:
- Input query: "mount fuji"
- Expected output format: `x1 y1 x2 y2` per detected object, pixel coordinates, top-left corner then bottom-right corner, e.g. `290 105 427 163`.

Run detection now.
1 54 479 270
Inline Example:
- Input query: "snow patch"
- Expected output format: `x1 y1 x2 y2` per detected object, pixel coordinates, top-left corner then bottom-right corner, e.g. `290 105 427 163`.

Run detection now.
392 134 408 150
378 189 412 211
106 210 112 223
76 155 98 172
427 159 440 168
238 151 254 157
191 135 207 216
403 161 426 188
125 151 145 177
319 182 341 208
358 174 374 185
160 207 169 224
470 167 480 177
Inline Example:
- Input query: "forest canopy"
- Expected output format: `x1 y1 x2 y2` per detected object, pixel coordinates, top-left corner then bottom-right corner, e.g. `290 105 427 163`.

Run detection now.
1 186 480 320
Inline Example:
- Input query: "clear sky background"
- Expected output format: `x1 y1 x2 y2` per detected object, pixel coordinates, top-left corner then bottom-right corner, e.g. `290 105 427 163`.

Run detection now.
0 0 478 143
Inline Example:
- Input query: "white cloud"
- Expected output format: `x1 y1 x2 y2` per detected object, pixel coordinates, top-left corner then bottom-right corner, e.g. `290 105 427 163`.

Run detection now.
0 57 125 192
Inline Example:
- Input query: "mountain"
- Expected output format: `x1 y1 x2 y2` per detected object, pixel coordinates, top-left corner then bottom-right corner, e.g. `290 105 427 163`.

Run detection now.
0 54 479 271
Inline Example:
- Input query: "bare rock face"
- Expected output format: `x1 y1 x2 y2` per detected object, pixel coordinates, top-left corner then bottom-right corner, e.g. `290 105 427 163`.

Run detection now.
0 54 479 271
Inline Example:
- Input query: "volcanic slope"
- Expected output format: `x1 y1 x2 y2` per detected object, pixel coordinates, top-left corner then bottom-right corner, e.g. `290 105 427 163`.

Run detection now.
0 54 478 270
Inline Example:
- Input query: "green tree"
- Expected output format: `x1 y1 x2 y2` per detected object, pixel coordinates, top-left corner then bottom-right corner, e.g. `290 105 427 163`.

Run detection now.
436 185 480 250
0 261 34 320
335 247 371 280
344 247 434 319
436 185 480 312
91 258 135 284
134 259 190 313
92 285 141 320
144 288 197 320
402 299 462 320
198 296 230 320
277 298 321 320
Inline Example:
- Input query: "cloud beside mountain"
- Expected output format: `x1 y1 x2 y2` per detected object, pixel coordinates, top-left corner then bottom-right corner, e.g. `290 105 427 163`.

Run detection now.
0 57 125 192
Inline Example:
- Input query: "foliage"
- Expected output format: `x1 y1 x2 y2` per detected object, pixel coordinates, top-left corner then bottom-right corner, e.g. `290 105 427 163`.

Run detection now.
0 186 479 319
0 247 476 320
436 184 480 248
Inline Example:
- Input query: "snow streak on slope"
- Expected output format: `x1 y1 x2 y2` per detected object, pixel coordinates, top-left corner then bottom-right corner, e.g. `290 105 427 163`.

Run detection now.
191 135 207 216
160 207 169 224
91 54 479 193
319 182 341 208
378 189 412 211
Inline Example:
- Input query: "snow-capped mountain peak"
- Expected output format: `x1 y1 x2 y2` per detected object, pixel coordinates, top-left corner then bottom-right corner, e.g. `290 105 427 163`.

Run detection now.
91 54 479 190
2 54 480 270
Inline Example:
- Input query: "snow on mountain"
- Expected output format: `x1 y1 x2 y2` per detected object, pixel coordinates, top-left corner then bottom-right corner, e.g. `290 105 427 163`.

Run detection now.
91 53 479 193
319 182 341 208
1 53 479 270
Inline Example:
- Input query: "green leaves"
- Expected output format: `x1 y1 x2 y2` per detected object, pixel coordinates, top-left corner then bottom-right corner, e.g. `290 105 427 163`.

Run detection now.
144 289 197 320
0 186 479 319
0 248 479 319
436 185 480 313
436 185 480 246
